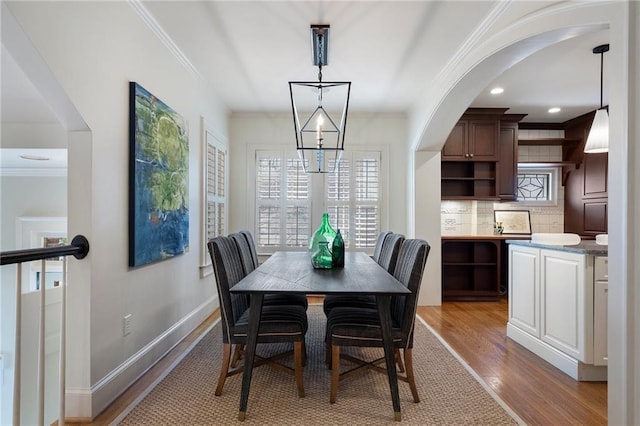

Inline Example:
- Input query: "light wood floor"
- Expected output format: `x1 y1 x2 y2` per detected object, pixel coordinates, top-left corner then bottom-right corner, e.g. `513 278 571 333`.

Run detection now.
84 297 607 425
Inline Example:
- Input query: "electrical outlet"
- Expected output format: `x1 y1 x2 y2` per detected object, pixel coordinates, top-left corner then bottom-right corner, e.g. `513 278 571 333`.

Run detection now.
0 354 4 385
123 314 132 337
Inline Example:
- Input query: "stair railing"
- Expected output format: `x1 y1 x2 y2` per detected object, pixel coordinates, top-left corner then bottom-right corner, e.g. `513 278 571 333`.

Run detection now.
1 235 89 426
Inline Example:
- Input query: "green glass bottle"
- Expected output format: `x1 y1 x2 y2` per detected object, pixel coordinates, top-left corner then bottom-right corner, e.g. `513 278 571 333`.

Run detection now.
310 213 337 269
332 229 345 267
311 241 333 269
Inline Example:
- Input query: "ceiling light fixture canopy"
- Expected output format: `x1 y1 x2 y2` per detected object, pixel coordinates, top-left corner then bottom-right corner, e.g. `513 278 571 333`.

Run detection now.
289 24 351 173
584 43 609 154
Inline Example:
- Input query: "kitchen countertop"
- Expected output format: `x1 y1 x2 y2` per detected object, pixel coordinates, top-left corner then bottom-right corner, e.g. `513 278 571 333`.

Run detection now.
506 239 608 255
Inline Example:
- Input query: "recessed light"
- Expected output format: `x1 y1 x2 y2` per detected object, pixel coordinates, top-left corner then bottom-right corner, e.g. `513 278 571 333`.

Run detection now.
490 87 504 95
548 107 561 114
19 154 50 161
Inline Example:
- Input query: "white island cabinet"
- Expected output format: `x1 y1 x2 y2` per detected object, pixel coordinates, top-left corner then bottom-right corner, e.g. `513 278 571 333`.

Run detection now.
507 240 608 381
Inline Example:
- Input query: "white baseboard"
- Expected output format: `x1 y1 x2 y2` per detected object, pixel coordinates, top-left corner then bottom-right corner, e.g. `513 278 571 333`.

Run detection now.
65 296 218 419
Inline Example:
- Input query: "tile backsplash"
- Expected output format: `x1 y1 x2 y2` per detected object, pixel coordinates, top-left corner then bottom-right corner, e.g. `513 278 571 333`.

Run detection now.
441 134 565 235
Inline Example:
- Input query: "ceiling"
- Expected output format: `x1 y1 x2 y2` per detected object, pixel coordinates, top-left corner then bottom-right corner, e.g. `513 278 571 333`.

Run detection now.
1 1 610 171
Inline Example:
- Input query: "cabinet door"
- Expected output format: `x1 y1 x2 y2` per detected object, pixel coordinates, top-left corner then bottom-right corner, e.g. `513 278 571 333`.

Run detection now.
497 123 518 200
593 280 608 366
442 121 468 160
593 256 608 366
468 120 499 161
508 245 540 336
540 250 587 361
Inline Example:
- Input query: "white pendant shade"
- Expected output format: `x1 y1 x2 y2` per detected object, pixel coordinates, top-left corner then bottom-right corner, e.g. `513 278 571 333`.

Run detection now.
584 108 609 153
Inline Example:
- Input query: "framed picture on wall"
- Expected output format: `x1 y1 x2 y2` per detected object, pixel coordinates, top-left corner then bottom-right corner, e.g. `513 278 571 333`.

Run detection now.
494 210 532 235
128 82 190 267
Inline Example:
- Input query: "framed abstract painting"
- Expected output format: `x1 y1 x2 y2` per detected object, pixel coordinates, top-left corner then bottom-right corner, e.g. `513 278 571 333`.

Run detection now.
129 82 189 267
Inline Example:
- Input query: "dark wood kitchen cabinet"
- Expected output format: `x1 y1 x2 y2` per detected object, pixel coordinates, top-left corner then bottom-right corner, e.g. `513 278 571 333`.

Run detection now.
563 111 608 236
441 108 524 200
441 119 499 161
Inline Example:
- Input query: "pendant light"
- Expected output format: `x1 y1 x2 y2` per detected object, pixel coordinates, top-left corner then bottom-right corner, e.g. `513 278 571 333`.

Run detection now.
584 44 609 154
289 24 351 173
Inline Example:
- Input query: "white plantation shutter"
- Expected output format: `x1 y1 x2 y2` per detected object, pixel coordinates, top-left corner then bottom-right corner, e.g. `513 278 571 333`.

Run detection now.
326 152 381 249
256 150 310 251
201 124 228 274
253 149 382 253
354 156 380 248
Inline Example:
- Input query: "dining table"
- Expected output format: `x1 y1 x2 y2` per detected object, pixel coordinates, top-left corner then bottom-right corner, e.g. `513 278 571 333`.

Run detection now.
230 250 411 421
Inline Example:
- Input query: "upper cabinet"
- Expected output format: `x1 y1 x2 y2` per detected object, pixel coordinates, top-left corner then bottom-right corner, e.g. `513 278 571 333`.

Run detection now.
441 108 525 200
442 119 499 161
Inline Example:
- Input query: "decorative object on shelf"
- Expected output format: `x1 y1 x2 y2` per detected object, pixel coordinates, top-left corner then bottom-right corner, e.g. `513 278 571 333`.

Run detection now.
289 24 351 174
493 222 504 235
310 213 337 269
129 82 189 267
332 229 345 267
584 44 610 154
493 210 532 235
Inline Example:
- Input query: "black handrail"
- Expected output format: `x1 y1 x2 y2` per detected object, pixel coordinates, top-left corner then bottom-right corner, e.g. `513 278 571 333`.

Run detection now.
0 235 90 266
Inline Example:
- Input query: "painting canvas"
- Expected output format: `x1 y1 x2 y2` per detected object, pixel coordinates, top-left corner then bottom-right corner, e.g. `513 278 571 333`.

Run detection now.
494 210 532 235
129 82 189 267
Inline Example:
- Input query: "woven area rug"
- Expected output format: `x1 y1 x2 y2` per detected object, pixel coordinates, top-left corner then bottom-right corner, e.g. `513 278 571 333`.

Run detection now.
117 305 520 425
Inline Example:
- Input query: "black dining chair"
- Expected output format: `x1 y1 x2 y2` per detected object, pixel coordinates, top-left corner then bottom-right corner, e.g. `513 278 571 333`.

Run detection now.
322 233 405 317
372 230 392 263
325 238 430 405
231 231 309 310
208 236 308 398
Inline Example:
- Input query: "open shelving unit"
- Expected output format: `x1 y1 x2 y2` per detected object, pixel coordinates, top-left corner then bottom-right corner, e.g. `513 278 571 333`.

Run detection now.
441 162 498 200
441 239 501 300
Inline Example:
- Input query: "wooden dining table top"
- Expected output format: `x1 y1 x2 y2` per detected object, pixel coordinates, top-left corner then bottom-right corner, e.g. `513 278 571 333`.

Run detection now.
230 251 410 296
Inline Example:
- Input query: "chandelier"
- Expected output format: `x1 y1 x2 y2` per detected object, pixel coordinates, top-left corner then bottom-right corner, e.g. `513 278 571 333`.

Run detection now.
289 24 351 173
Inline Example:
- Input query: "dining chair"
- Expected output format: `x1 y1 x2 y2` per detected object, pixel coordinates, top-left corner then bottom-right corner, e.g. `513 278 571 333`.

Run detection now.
231 232 308 310
372 230 392 263
208 236 308 398
322 233 404 317
326 238 430 405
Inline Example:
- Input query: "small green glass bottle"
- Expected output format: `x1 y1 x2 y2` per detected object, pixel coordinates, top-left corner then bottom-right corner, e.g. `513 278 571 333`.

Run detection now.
311 241 333 269
310 213 337 269
332 229 345 267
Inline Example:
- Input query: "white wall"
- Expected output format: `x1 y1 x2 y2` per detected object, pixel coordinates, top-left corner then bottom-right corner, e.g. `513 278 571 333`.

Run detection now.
5 1 227 419
228 112 408 236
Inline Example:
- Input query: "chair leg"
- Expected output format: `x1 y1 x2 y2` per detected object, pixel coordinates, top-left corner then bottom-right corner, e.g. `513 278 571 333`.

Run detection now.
294 341 305 398
330 344 340 403
326 340 332 368
395 348 405 373
230 344 244 368
215 343 232 396
404 348 420 403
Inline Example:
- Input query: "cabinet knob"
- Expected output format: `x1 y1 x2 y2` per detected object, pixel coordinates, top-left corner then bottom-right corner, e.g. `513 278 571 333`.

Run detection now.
469 153 474 158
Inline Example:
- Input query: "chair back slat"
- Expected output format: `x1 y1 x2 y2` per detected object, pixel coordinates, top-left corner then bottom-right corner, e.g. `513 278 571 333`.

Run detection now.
208 236 250 342
230 232 256 275
372 231 392 262
390 239 430 343
377 233 405 275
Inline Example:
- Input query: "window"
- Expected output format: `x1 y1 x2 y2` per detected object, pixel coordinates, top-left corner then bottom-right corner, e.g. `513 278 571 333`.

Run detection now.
516 165 559 205
256 150 311 250
201 120 228 276
254 149 382 253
